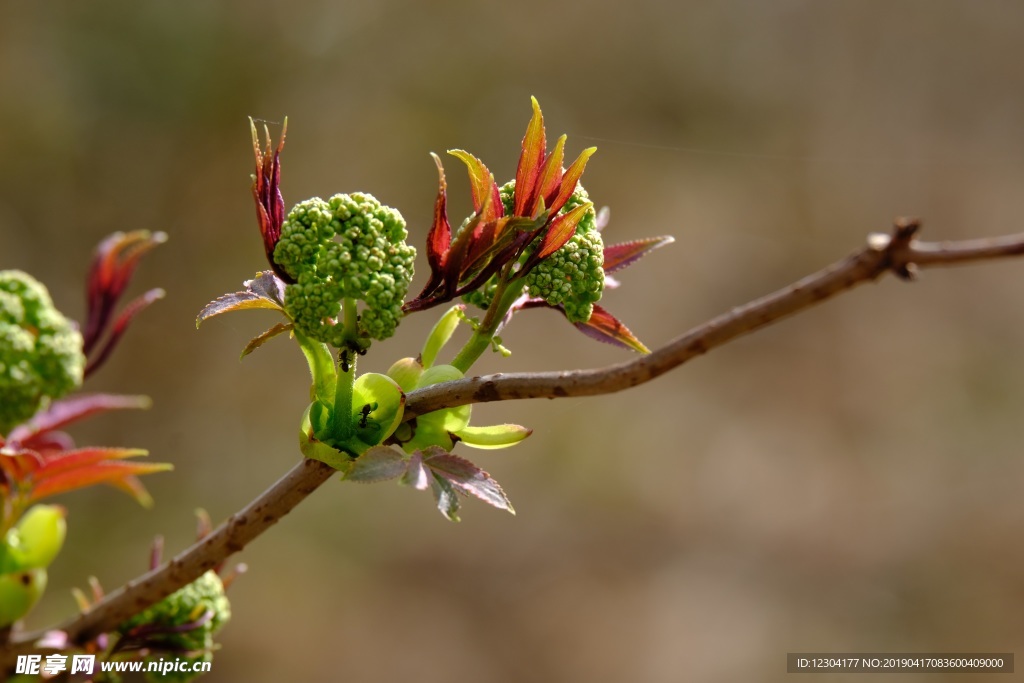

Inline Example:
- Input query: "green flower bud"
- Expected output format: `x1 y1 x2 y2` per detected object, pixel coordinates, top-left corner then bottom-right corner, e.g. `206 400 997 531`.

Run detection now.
0 505 67 573
274 193 416 349
0 271 85 434
0 568 47 627
119 571 231 683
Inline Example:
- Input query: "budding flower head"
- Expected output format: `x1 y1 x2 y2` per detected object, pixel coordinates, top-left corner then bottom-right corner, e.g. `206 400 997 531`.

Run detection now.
118 570 231 682
0 271 85 434
504 181 605 323
273 192 416 350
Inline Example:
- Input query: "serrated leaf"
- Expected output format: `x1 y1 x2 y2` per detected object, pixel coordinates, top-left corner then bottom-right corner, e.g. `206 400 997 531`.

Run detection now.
603 236 675 274
399 451 430 490
424 451 515 515
573 304 650 354
344 446 407 483
241 322 294 358
196 291 281 327
430 474 461 522
245 271 288 305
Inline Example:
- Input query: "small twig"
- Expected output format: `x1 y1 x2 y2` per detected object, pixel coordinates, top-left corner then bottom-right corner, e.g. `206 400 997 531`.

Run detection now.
3 220 1023 669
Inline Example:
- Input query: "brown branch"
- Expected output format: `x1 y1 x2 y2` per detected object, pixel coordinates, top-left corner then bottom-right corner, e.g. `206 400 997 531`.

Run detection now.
0 458 336 665
402 219 1024 415
3 219 1024 668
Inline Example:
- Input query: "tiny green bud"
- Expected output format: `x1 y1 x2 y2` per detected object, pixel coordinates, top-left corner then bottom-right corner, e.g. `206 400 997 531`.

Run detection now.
0 505 67 573
0 568 47 627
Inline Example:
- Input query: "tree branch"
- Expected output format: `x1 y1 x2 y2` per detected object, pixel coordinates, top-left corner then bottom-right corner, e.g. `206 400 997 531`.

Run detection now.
402 219 1024 415
4 219 1023 668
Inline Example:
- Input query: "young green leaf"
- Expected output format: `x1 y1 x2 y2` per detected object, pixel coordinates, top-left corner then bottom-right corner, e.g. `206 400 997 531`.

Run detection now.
350 373 406 448
421 304 465 368
454 424 532 449
414 365 470 433
299 403 350 470
386 357 424 393
294 331 337 406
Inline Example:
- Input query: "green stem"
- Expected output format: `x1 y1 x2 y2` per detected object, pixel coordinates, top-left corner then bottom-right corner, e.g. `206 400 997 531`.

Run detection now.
330 351 356 442
328 299 361 442
450 277 523 373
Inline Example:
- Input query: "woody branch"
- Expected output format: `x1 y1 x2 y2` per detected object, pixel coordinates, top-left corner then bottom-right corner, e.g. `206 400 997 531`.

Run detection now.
3 219 1024 667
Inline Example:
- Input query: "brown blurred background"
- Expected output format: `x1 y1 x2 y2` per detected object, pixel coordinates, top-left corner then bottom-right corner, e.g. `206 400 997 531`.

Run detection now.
3 1 1024 681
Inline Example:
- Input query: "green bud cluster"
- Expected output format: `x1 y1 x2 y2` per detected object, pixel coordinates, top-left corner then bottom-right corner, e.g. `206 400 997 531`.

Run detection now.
273 193 416 349
461 182 604 323
0 271 85 434
119 570 231 682
523 182 604 323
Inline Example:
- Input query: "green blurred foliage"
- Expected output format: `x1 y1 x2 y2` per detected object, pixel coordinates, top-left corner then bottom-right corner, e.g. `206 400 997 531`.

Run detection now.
3 1 1024 681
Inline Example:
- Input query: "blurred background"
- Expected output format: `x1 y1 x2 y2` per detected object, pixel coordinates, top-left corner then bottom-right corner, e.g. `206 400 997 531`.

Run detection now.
3 0 1024 681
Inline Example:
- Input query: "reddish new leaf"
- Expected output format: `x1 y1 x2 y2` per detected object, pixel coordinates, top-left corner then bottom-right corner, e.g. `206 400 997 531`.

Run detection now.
430 474 461 522
547 146 596 216
513 96 547 217
462 215 505 278
8 393 151 446
241 322 294 358
399 451 430 491
84 287 165 377
449 150 503 222
32 447 150 479
603 236 675 274
0 450 43 483
573 304 650 354
83 230 167 357
415 153 454 301
534 134 566 216
17 431 74 453
424 450 515 514
535 202 592 260
29 460 172 505
250 118 292 283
